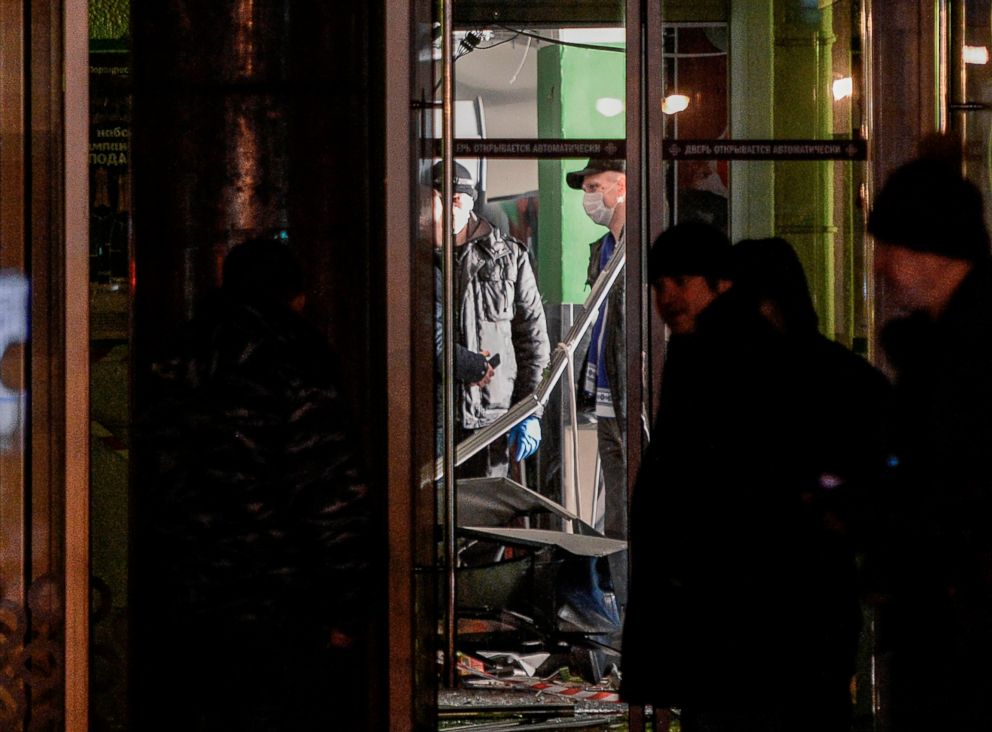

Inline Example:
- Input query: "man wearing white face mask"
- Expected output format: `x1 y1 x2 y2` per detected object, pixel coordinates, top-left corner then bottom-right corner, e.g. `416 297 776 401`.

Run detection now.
566 159 628 569
432 161 551 478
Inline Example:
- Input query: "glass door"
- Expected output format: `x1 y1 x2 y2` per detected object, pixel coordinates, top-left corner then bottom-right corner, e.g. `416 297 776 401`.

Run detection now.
87 5 132 728
654 2 875 730
422 0 645 726
422 0 874 727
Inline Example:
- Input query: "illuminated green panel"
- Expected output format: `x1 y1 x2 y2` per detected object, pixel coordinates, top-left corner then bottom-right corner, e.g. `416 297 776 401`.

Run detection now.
537 43 625 304
90 0 129 46
773 0 835 337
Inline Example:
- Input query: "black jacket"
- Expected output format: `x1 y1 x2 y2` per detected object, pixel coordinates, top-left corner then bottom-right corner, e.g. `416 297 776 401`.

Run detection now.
434 259 490 384
621 292 884 714
134 297 373 728
137 297 371 637
874 258 992 712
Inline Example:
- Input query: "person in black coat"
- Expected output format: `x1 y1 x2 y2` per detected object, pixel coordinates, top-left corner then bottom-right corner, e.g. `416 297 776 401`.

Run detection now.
134 238 372 731
730 237 891 729
867 157 992 731
621 223 882 731
731 237 890 539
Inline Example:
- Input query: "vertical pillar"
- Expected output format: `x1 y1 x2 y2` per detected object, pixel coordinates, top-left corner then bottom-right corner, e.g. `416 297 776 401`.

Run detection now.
830 0 857 348
131 1 292 381
818 4 837 338
730 0 775 242
131 3 375 431
774 0 835 336
130 1 380 725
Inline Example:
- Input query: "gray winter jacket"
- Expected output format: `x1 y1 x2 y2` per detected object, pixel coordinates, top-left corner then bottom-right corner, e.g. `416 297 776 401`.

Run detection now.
453 215 550 429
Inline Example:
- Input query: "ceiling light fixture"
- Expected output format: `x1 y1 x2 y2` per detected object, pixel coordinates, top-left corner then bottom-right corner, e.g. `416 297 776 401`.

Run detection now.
595 97 624 117
662 94 690 114
963 45 990 65
832 77 853 101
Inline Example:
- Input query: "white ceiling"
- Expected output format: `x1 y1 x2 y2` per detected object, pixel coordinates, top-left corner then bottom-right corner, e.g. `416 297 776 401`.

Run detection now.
454 34 540 120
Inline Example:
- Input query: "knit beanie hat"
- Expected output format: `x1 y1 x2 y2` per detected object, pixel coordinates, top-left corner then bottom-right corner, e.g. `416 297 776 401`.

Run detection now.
868 158 990 261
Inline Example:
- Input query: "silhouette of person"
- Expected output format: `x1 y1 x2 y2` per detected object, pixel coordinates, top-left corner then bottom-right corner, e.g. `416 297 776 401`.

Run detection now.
731 237 890 515
622 223 872 731
430 160 550 477
730 237 891 729
134 237 372 731
867 156 992 731
565 158 629 547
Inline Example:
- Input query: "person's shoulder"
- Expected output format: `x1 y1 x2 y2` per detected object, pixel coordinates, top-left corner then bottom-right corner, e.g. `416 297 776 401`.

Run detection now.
468 218 523 252
812 335 890 392
494 227 526 250
697 292 771 341
938 260 992 352
499 231 532 258
813 334 869 364
588 232 610 249
583 235 608 285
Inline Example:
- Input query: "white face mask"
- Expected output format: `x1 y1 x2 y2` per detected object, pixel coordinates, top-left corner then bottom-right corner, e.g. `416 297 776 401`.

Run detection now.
433 191 474 238
451 194 473 234
582 185 617 227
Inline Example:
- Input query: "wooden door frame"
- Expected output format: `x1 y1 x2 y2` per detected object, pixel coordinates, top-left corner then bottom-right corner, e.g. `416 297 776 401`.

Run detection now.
65 0 90 729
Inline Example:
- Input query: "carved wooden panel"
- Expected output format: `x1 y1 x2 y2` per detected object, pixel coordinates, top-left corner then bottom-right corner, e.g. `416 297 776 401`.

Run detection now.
0 577 64 730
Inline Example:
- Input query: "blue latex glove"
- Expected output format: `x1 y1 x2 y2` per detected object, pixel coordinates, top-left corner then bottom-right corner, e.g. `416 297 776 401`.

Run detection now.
508 416 541 462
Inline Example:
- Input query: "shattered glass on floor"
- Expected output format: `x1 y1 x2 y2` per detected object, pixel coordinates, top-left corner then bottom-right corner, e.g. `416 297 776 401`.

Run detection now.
439 687 629 730
442 475 632 728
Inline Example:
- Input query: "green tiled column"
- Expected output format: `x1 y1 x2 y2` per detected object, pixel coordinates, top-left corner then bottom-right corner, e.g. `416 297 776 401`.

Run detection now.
774 1 836 336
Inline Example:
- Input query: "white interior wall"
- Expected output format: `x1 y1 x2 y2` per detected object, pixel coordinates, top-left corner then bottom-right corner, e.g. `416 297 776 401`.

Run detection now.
455 39 540 198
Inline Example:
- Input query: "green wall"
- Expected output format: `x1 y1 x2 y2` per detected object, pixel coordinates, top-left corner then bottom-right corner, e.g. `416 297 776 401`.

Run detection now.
537 43 625 304
772 0 837 337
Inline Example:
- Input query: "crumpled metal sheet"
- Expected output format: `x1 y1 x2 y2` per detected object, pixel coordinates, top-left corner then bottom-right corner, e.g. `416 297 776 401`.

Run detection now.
457 476 601 536
460 527 626 558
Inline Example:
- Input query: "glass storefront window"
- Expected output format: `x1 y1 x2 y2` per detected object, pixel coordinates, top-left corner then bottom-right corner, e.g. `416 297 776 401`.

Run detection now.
425 10 634 722
662 0 869 349
424 0 872 726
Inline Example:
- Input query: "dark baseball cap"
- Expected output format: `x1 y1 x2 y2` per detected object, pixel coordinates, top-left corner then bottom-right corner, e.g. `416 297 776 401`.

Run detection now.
565 158 626 190
431 160 477 199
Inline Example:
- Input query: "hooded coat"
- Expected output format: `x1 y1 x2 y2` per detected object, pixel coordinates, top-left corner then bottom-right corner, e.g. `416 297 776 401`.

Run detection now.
621 292 875 729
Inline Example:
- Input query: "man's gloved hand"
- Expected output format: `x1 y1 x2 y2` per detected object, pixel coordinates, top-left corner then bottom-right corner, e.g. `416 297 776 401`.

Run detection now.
508 416 542 461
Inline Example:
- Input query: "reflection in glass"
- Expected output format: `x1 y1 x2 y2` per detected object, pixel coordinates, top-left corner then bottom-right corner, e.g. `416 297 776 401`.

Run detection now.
0 271 27 451
664 24 729 232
